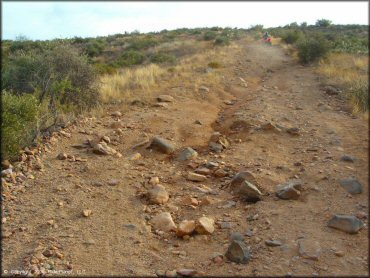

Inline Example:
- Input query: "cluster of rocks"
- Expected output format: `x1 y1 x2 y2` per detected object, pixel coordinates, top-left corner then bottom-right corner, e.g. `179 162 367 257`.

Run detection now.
22 239 71 276
208 132 231 153
150 212 215 238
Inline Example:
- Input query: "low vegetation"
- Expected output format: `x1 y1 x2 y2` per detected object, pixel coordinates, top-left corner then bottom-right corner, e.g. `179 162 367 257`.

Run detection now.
268 20 368 115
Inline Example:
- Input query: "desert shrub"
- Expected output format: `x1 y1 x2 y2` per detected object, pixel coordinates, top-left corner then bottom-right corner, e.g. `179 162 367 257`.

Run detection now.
297 35 331 63
208 61 222 68
94 63 117 75
118 50 145 67
150 52 176 64
203 31 217 41
126 38 159 50
214 36 230 46
2 51 41 94
348 79 369 113
85 40 105 57
1 91 39 159
281 30 303 44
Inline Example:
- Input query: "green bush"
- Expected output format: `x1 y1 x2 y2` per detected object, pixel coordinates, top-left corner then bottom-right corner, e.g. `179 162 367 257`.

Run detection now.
281 30 303 44
126 38 159 50
214 36 230 46
118 50 145 66
85 41 105 57
297 35 331 63
150 52 176 64
1 91 39 159
94 63 117 75
203 31 217 41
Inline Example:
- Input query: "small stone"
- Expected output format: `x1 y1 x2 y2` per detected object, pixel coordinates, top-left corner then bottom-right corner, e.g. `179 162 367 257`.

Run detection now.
187 172 207 182
176 269 197 277
123 223 137 230
265 240 282 247
92 181 104 187
57 153 68 160
55 251 64 259
157 95 175 102
176 220 196 237
340 154 355 162
245 229 253 237
238 181 263 202
47 220 55 225
82 210 92 217
298 239 321 261
199 196 213 206
165 270 177 277
286 127 300 136
339 178 362 194
225 240 251 264
198 86 210 93
230 232 244 242
108 179 119 186
276 179 303 200
130 152 142 161
196 217 215 234
181 196 199 206
194 167 211 175
42 249 54 258
151 212 177 232
111 111 122 117
178 147 198 161
1 160 11 169
148 184 169 205
149 176 160 185
214 168 227 177
100 136 111 144
327 215 364 234
204 161 219 169
149 136 175 154
334 250 345 257
156 270 165 277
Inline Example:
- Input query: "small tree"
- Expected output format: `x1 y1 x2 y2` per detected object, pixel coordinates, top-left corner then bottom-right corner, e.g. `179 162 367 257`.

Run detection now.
316 19 332 27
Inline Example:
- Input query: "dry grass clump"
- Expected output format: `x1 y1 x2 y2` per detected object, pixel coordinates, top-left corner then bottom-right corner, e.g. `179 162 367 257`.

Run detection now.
99 64 165 103
317 53 368 116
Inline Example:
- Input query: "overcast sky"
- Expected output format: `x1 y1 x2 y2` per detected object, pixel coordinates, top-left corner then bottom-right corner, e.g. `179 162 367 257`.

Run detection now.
2 1 369 40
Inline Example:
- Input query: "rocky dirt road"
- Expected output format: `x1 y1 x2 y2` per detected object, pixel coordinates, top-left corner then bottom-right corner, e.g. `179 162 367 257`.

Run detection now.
2 40 368 277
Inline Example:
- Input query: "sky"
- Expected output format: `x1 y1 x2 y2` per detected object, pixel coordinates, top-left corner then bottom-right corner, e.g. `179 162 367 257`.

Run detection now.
2 1 369 40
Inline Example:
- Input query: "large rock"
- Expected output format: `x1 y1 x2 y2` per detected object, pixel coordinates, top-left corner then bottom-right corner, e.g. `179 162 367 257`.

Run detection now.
339 178 362 194
93 142 116 155
176 220 196 237
298 239 321 261
327 215 364 234
178 147 198 161
151 212 177 232
157 95 175 102
276 179 303 200
238 181 262 202
230 171 257 192
187 172 207 182
209 142 223 153
149 137 175 154
225 240 251 264
195 217 215 234
148 184 169 205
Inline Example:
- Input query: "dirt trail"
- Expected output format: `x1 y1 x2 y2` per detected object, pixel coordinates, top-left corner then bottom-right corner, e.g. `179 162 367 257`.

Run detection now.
2 40 368 277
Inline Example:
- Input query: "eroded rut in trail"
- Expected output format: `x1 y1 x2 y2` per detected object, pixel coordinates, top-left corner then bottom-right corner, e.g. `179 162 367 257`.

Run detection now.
2 40 368 277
